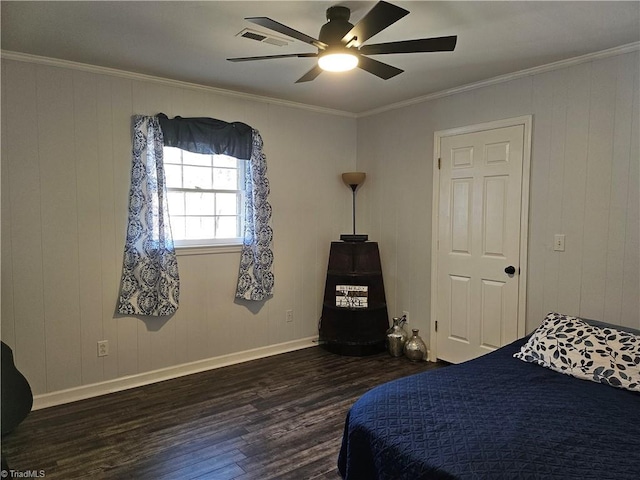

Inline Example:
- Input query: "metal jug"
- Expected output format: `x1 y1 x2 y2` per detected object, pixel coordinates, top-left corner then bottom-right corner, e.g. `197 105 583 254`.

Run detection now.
386 316 408 357
404 328 428 361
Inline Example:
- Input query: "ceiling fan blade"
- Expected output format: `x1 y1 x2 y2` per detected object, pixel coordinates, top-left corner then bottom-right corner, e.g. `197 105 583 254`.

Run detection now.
246 17 328 50
359 36 458 55
341 1 409 46
295 65 323 83
356 55 403 80
228 53 317 62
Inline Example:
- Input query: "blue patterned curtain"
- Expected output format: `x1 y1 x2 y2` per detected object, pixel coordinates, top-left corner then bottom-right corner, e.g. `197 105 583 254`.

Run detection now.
235 130 274 301
117 115 180 316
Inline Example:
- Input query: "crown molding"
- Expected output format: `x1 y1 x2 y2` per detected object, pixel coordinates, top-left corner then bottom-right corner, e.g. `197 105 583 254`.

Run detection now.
0 50 357 119
3 41 638 119
357 41 640 118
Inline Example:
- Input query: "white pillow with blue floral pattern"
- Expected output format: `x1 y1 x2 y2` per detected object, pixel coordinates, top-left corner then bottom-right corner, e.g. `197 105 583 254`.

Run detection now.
514 313 640 392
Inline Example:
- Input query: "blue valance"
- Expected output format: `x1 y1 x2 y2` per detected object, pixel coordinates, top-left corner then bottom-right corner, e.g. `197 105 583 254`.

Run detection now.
157 113 253 160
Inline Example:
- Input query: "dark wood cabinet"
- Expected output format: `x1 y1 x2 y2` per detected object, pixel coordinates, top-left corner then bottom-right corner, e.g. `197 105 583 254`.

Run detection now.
319 241 389 356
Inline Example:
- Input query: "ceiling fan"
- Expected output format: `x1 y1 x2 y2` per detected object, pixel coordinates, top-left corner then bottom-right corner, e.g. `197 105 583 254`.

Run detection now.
227 1 457 83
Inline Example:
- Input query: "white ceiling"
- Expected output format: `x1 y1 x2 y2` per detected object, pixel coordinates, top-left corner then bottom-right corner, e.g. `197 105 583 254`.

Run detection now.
2 1 639 114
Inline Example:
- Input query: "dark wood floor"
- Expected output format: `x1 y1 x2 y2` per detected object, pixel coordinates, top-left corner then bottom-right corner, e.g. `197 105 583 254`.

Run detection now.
3 345 445 479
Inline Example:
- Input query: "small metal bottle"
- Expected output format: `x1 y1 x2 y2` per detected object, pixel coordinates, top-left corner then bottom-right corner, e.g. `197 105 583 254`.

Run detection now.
386 316 408 357
404 328 428 361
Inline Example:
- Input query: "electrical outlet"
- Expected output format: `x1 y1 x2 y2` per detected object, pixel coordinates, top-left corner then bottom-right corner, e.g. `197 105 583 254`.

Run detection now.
553 234 565 252
97 340 109 357
403 311 410 326
286 309 294 323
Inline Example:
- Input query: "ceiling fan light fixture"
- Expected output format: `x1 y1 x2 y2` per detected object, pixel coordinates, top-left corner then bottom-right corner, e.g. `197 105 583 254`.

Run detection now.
318 50 358 72
231 2 457 83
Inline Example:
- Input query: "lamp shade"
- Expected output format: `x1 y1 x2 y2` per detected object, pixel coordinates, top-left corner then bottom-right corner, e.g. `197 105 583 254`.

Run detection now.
342 172 366 187
318 53 358 72
318 51 359 72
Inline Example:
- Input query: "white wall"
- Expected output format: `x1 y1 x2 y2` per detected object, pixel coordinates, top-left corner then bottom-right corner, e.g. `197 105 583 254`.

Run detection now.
357 50 639 339
1 58 357 395
2 48 638 398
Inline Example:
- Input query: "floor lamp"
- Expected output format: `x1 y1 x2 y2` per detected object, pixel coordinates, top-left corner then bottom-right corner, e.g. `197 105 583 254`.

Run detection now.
340 172 368 242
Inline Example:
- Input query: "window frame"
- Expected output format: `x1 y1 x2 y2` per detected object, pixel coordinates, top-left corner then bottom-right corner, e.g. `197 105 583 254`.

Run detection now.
163 146 246 250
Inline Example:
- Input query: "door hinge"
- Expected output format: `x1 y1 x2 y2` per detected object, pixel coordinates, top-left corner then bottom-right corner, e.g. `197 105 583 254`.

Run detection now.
438 158 441 170
435 320 438 332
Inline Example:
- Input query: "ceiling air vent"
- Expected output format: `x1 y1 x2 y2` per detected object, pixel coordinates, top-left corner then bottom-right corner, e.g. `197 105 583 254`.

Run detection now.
237 28 289 47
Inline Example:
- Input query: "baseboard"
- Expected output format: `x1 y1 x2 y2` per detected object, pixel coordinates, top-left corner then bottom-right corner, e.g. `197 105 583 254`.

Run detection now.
33 336 318 410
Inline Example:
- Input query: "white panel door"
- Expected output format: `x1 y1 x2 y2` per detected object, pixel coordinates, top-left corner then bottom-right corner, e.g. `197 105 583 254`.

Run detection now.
436 123 526 363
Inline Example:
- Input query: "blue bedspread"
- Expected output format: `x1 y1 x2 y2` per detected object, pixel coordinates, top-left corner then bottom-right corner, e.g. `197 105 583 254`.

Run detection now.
338 338 640 479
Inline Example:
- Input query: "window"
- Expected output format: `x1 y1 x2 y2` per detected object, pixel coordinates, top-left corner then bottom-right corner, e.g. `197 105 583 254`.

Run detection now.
163 147 245 247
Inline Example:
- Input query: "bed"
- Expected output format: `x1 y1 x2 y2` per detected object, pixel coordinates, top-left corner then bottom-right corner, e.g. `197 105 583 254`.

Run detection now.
338 314 640 479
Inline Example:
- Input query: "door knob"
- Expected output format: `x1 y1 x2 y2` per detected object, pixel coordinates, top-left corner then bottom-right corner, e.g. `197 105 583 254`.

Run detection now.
504 265 516 275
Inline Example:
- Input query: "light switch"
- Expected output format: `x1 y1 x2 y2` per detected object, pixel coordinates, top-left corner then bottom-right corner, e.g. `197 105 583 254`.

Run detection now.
554 234 565 252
